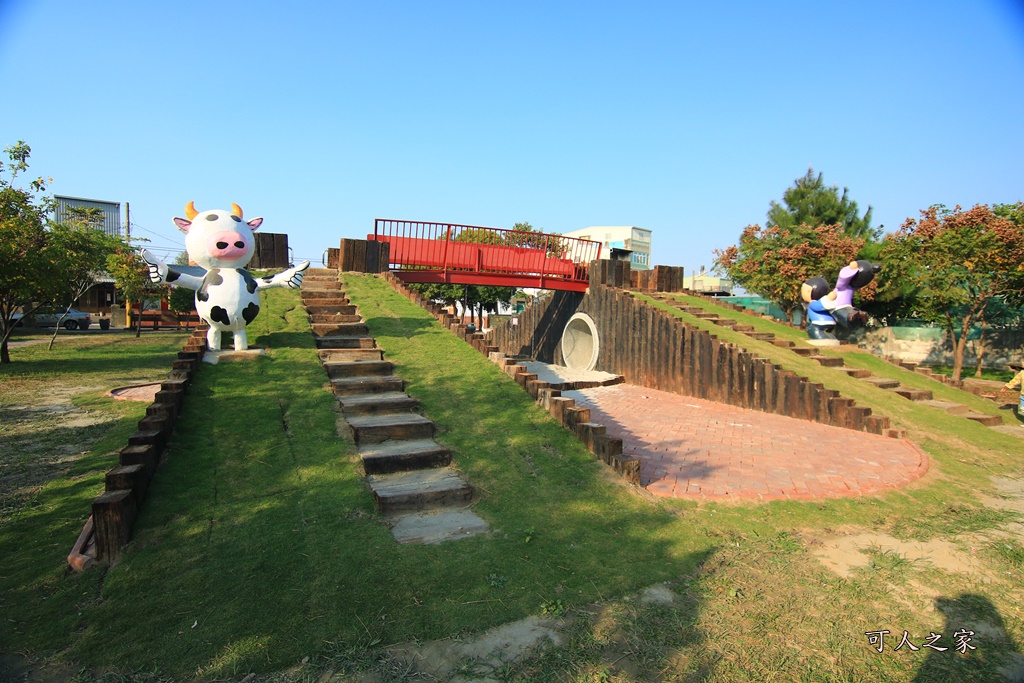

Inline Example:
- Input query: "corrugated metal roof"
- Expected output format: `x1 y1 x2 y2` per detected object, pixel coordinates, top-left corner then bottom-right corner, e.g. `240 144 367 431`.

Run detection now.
54 195 122 238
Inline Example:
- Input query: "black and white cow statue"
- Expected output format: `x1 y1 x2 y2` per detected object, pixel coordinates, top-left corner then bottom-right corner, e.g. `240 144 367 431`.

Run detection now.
141 201 309 352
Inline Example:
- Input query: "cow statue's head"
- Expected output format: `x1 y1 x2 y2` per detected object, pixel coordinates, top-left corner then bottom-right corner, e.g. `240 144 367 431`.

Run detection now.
173 201 263 270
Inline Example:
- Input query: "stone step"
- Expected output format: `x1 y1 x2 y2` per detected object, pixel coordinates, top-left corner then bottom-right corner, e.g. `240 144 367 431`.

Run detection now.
712 319 736 327
305 303 357 315
366 468 473 513
305 268 338 277
331 376 405 396
318 348 384 362
310 313 363 324
918 399 973 416
839 367 873 379
965 412 1003 427
693 312 719 320
347 413 436 444
750 332 776 341
338 391 419 416
772 339 795 348
733 325 755 333
388 509 489 544
323 360 394 379
810 356 845 368
302 278 341 286
301 289 347 299
312 323 370 337
863 377 901 390
358 437 450 474
316 335 377 350
303 298 351 309
791 347 814 357
892 387 933 401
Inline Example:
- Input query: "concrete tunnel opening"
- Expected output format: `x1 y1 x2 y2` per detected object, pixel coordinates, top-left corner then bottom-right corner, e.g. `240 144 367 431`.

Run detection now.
560 312 600 372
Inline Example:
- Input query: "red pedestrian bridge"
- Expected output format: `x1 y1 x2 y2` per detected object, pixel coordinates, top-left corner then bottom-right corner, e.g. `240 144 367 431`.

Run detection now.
369 219 602 292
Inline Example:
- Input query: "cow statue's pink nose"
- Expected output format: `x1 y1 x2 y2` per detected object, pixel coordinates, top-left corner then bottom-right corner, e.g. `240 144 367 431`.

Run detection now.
207 230 249 261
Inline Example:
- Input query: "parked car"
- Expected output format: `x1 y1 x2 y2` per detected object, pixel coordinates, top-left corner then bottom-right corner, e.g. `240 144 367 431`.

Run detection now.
30 307 92 330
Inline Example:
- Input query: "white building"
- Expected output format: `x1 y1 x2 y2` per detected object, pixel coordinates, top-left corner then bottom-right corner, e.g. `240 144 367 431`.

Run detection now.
684 265 734 296
562 226 652 270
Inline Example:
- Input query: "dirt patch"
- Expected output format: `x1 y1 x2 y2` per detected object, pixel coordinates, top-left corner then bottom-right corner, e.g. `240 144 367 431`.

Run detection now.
387 614 566 680
0 384 113 516
811 475 1024 581
374 584 680 681
811 532 986 579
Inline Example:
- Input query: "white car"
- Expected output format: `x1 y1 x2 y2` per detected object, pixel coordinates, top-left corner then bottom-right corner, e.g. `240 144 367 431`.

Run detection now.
29 307 92 330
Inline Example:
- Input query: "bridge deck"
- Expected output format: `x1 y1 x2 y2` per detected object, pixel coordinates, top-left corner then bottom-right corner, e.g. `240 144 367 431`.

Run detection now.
371 219 600 291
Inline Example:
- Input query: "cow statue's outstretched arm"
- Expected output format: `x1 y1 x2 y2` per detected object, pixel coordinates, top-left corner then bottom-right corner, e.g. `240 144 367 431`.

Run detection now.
140 202 309 352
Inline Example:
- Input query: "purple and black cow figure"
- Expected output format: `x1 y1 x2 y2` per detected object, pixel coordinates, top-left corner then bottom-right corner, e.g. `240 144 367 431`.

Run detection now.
141 202 309 352
800 259 881 343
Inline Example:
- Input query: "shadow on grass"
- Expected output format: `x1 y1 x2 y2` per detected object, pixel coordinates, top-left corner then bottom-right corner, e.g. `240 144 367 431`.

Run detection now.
361 316 445 339
912 594 1023 682
563 388 723 489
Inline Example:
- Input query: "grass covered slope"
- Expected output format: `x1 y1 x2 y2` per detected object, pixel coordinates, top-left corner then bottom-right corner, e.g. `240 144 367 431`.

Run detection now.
24 283 702 678
0 332 190 667
0 279 1021 681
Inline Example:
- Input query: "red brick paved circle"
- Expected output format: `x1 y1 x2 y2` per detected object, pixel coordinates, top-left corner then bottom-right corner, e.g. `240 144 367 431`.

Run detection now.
563 384 928 501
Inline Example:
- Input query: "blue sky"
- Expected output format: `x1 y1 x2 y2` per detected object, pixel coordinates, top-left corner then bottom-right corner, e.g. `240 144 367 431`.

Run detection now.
2 1 1022 275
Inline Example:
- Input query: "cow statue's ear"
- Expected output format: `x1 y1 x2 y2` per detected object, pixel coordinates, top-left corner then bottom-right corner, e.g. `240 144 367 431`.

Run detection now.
247 217 263 231
173 217 192 233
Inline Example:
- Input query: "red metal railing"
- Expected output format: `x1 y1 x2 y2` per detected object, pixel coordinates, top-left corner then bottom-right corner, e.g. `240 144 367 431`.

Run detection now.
370 219 602 291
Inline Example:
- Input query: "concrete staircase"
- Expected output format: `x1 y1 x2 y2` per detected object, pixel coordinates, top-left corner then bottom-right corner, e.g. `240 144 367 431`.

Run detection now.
301 268 488 544
651 293 1002 428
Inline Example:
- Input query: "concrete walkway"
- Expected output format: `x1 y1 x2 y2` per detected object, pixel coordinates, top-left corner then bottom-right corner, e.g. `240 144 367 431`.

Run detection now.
563 383 929 501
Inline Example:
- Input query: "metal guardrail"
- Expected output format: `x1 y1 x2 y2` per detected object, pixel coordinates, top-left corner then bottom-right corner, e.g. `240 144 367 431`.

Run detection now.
371 219 602 291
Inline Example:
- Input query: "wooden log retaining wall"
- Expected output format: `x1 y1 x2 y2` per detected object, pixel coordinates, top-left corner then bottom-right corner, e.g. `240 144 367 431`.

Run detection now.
488 284 903 439
68 328 209 571
379 273 641 484
333 238 390 273
630 265 685 293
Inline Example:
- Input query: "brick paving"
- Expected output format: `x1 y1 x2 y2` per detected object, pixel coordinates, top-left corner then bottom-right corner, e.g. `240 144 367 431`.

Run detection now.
563 383 929 501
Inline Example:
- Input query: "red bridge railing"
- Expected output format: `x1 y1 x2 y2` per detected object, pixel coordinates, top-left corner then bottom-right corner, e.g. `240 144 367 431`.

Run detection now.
370 219 602 292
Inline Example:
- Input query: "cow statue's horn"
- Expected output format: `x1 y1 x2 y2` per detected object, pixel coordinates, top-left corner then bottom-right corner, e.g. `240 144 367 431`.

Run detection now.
184 201 199 220
231 203 243 219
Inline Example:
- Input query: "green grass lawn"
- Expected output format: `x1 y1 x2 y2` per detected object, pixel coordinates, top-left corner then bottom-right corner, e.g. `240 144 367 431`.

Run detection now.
1 280 1022 682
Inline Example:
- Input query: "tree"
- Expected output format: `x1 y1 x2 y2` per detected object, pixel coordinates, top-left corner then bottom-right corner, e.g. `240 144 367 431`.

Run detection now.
409 221 535 326
0 143 52 362
507 220 563 256
714 222 865 324
43 206 122 349
168 283 197 328
878 203 1024 382
768 168 879 241
106 245 164 338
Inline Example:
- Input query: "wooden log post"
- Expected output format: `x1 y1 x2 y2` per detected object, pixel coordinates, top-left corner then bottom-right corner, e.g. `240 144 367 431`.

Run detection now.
105 464 150 503
828 397 853 429
575 422 607 453
563 406 591 431
848 406 872 431
92 490 138 562
516 372 538 390
119 443 159 477
548 396 575 424
526 379 550 400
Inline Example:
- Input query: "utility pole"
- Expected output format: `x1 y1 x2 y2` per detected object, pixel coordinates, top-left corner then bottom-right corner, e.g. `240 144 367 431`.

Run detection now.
125 202 130 243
